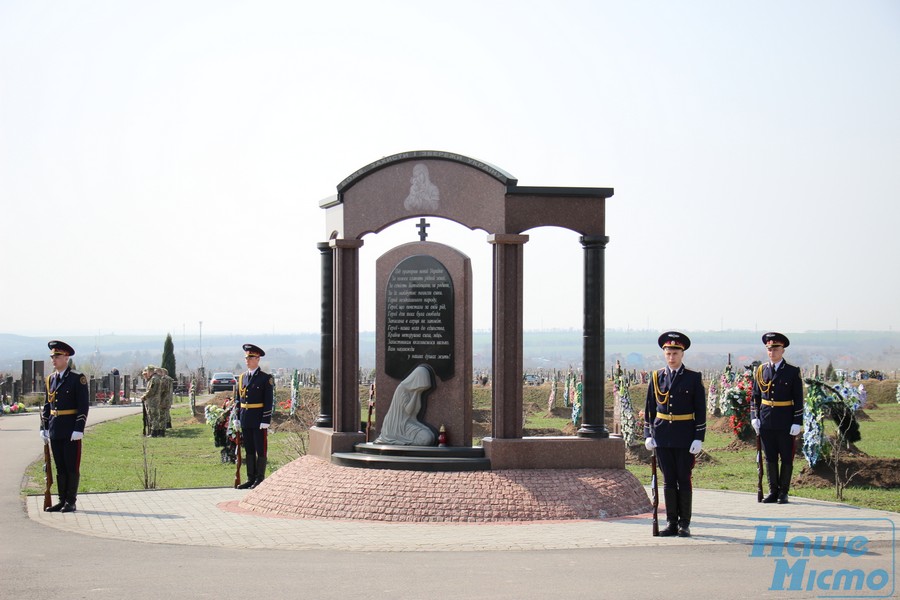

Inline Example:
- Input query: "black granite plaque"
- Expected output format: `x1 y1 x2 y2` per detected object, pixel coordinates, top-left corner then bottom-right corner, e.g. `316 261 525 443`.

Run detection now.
384 254 454 380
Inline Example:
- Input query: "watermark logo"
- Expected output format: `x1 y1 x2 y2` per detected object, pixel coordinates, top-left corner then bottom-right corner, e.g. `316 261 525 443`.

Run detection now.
749 518 895 598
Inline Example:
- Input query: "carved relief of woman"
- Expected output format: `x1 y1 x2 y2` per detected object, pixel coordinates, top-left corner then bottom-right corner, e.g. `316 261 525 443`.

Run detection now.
375 364 436 446
403 163 440 212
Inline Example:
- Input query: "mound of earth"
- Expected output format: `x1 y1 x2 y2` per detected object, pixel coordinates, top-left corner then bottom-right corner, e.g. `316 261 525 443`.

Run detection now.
794 457 900 489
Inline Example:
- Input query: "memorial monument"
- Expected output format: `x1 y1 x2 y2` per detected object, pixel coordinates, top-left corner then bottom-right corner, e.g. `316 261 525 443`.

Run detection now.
239 151 652 521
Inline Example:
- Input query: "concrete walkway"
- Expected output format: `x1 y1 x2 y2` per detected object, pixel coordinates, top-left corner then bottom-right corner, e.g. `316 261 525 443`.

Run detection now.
3 407 897 599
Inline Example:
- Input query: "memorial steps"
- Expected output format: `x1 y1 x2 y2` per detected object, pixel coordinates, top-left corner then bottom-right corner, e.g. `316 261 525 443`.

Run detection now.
331 443 491 471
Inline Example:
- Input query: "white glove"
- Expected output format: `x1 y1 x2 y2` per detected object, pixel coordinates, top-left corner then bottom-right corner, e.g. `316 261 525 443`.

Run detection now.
789 424 801 436
644 437 656 451
751 418 760 434
40 430 50 444
689 440 702 455
259 423 270 430
71 431 84 441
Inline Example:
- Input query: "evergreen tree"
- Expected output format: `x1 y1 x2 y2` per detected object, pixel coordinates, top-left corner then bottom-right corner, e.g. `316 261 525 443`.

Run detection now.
161 334 176 378
825 361 835 381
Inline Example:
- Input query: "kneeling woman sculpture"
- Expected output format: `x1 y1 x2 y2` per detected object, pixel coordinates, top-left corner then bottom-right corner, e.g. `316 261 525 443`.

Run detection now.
375 364 436 446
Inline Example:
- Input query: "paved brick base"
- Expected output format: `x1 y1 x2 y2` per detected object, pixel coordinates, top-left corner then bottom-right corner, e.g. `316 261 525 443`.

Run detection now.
239 455 652 522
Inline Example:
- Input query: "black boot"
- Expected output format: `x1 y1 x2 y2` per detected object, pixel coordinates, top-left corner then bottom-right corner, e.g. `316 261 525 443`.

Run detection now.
777 462 793 504
659 489 679 536
45 500 65 512
677 491 692 537
250 457 267 489
763 461 780 503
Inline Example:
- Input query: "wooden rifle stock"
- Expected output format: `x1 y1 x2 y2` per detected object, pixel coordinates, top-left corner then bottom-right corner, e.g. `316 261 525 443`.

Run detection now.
365 383 375 442
43 442 53 511
142 400 148 436
233 432 242 488
650 448 659 536
756 433 764 502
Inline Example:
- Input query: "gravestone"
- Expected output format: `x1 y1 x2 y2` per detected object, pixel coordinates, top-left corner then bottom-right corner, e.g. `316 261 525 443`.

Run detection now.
21 360 33 395
375 241 472 446
32 361 45 393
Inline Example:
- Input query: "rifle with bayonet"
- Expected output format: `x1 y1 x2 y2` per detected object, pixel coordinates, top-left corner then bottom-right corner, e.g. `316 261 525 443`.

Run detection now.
756 431 764 502
650 424 659 536
365 383 375 442
43 441 53 511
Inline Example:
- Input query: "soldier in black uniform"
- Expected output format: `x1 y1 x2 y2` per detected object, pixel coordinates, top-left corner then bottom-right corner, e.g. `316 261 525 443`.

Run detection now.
40 340 90 513
235 344 274 490
643 332 706 537
751 332 803 504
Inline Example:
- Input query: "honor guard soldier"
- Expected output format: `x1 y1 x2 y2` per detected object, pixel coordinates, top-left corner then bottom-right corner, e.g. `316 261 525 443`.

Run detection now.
40 340 90 512
235 344 274 489
751 332 803 504
643 332 706 537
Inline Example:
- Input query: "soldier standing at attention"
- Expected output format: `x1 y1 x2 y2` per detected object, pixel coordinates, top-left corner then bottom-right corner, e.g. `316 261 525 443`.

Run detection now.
643 332 706 537
235 344 274 490
40 340 89 513
751 332 803 504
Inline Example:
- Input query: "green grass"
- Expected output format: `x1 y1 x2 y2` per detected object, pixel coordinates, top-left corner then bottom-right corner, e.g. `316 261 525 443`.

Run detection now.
23 404 303 494
855 403 900 458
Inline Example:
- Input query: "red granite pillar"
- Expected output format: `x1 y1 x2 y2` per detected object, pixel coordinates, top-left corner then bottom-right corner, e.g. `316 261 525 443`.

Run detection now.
488 233 528 439
331 238 363 433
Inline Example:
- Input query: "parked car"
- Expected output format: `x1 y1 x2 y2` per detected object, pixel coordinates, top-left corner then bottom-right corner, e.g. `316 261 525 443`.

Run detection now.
209 372 237 393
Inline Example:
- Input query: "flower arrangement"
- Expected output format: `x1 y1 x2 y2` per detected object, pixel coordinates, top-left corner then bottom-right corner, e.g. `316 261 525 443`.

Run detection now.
204 404 224 426
1 402 28 414
707 378 719 415
571 377 583 426
563 369 572 408
721 369 753 438
802 378 863 467
613 366 638 446
896 382 900 404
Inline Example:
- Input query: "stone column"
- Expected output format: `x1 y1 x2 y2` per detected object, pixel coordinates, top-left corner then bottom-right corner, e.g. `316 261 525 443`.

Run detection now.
315 242 334 428
123 375 131 403
331 238 363 433
488 233 528 439
578 234 610 438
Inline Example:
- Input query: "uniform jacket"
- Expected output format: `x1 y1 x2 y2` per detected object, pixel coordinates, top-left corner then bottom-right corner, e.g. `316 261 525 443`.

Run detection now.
644 366 706 448
236 369 274 429
142 374 162 405
41 368 89 440
751 361 803 431
159 376 174 409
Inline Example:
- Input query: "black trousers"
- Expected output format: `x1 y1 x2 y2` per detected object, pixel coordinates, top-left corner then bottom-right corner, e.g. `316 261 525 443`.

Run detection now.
656 446 695 492
242 428 268 482
760 428 795 464
50 438 82 504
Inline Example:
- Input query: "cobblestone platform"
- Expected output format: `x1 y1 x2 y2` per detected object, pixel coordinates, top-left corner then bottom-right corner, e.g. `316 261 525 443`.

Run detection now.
238 455 652 522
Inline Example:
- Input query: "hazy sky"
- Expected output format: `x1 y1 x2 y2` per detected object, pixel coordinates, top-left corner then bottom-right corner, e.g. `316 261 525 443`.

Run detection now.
2 1 899 338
